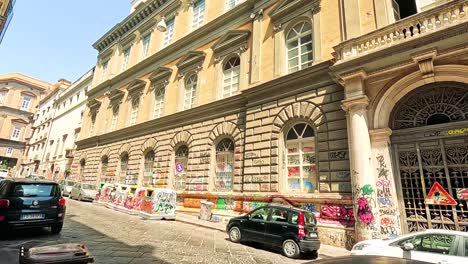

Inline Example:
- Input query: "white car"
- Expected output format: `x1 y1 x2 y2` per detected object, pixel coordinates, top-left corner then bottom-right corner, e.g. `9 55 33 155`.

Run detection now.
352 229 468 264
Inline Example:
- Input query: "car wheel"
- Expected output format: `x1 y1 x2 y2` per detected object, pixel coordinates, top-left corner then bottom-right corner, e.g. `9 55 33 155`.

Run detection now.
51 224 63 234
78 194 82 202
228 226 242 243
282 239 300 259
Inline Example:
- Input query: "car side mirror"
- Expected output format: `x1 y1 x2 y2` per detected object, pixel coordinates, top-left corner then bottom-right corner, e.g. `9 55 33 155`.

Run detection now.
401 243 414 251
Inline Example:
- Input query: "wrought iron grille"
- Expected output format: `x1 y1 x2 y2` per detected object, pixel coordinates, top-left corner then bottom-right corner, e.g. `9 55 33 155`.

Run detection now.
395 136 468 232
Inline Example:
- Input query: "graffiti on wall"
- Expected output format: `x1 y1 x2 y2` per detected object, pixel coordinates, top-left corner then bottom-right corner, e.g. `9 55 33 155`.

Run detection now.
216 198 235 211
320 204 355 228
355 183 376 225
375 155 393 208
153 189 176 215
318 228 356 250
375 155 399 238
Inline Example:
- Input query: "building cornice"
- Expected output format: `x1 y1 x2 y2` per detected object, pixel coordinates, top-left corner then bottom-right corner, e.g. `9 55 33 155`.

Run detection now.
87 0 256 99
93 0 178 53
0 105 34 117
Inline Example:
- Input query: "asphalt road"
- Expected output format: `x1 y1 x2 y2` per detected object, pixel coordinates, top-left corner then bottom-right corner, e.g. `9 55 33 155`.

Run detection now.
0 198 326 264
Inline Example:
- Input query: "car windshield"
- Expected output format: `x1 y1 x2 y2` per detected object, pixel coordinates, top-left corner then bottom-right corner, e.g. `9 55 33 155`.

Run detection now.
82 184 97 190
10 183 59 197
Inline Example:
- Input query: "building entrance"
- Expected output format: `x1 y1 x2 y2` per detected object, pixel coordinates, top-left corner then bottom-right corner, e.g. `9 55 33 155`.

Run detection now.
390 84 468 232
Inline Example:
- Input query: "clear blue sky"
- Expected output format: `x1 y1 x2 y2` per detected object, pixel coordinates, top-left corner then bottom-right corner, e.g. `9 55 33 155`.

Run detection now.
0 0 129 84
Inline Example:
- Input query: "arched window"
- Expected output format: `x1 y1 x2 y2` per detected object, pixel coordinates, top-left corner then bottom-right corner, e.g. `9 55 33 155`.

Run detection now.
101 156 110 183
286 21 313 73
143 150 155 186
153 85 165 118
222 56 240 98
174 145 189 191
80 159 86 180
119 154 129 184
184 74 197 110
215 138 235 191
285 123 316 193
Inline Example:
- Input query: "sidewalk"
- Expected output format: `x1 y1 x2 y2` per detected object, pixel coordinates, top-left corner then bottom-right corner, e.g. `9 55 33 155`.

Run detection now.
175 212 351 258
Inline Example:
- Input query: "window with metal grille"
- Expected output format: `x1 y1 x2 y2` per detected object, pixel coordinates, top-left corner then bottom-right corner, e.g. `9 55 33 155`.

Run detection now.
184 74 197 110
153 85 165 118
120 154 128 184
285 123 316 193
11 126 21 140
192 0 205 30
163 18 175 47
129 97 140 125
121 46 132 71
287 21 313 73
80 159 86 180
143 151 155 186
101 156 109 183
215 138 235 191
101 60 108 81
141 34 151 60
21 96 31 110
227 0 242 10
174 145 189 191
90 113 96 136
222 56 240 98
0 91 6 104
110 105 119 131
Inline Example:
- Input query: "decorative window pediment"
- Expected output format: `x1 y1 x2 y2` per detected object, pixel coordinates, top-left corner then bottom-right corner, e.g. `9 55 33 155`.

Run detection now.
11 118 29 125
127 79 146 96
149 67 173 84
212 30 250 62
20 91 37 98
176 51 206 75
99 46 117 62
269 0 320 28
106 89 125 104
119 32 137 50
87 98 102 111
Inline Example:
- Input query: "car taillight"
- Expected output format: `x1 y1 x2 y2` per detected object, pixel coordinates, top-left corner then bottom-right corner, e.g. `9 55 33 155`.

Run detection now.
58 198 66 207
298 212 306 238
0 199 9 208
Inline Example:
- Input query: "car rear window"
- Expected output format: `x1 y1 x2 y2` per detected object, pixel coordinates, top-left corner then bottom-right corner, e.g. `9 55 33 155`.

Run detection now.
82 184 97 190
9 183 59 197
290 211 316 225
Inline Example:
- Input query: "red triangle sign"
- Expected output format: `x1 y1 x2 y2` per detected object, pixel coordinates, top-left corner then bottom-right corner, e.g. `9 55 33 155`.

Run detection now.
425 182 457 205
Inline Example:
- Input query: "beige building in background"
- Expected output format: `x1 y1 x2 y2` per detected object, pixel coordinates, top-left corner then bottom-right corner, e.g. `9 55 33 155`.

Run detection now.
0 73 52 175
74 0 468 248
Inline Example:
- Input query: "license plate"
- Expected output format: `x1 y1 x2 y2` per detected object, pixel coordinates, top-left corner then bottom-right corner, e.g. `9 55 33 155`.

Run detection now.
309 233 318 238
20 213 45 220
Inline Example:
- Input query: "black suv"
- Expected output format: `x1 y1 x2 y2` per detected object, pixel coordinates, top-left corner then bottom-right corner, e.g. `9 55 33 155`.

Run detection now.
0 178 66 234
226 204 320 258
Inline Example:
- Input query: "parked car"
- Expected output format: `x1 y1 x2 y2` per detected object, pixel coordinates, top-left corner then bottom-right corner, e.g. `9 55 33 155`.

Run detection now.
0 178 66 234
59 180 76 197
306 255 432 264
351 229 468 264
226 204 320 258
70 182 98 202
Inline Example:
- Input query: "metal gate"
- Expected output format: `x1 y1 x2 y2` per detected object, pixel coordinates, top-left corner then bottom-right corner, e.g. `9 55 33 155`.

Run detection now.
394 134 468 232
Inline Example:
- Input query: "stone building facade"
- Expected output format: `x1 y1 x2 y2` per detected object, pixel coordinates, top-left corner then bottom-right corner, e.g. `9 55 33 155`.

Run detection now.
74 0 468 248
0 73 52 175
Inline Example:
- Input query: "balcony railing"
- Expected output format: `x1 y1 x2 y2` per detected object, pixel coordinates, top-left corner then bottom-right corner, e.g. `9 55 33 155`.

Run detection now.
334 0 468 62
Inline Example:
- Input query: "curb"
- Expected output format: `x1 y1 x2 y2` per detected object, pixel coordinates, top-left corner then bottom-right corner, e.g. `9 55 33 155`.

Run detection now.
175 217 226 233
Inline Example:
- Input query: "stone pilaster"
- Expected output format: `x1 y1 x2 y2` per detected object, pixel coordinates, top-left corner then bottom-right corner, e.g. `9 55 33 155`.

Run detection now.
370 128 402 238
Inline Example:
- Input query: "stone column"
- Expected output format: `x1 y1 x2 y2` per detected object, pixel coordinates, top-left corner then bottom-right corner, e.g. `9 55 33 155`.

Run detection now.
341 70 380 241
370 128 402 238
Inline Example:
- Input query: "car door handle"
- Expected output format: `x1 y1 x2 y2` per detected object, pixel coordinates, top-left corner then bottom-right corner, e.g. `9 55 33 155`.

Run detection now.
260 222 265 225
282 226 288 228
